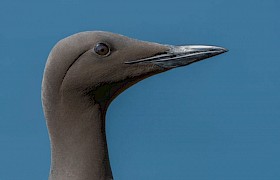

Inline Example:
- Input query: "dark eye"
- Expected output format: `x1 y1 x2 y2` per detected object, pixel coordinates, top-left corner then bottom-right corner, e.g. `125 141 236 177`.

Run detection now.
94 43 110 56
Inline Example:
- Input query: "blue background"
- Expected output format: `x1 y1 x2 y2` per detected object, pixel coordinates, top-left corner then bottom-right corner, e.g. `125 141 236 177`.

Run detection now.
1 0 279 179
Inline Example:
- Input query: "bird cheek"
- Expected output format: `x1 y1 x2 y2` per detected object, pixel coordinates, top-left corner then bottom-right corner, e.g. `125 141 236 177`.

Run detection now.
121 64 160 82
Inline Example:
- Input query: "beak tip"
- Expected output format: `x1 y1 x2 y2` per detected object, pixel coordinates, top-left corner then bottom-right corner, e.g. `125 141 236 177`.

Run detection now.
213 46 228 53
221 47 229 53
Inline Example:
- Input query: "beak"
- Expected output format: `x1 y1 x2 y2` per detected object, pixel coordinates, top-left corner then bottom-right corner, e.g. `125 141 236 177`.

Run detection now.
125 45 228 68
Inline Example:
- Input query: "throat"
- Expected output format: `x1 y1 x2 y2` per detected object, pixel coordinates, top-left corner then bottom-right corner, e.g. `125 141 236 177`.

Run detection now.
47 100 113 180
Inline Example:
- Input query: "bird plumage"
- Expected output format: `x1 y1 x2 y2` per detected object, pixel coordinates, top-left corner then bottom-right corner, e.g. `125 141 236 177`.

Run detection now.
42 31 227 180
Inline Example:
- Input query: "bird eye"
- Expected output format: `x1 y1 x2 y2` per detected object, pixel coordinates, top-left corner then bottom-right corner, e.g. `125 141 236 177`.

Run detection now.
94 43 110 56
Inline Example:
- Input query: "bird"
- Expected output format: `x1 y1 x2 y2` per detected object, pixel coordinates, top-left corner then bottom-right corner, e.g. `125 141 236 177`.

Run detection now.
42 31 227 180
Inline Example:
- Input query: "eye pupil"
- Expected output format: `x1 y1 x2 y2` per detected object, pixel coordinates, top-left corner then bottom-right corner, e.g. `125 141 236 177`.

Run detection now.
94 43 110 56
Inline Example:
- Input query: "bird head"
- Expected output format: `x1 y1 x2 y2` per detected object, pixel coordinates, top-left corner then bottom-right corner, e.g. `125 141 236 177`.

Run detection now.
42 31 227 110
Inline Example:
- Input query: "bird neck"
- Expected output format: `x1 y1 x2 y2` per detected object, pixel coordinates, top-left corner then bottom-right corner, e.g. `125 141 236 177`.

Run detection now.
46 93 113 180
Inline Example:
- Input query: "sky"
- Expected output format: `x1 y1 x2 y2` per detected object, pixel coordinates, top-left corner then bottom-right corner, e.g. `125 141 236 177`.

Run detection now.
0 0 279 179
